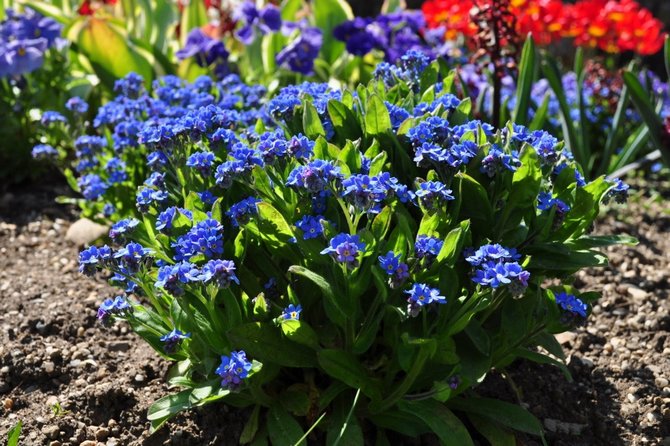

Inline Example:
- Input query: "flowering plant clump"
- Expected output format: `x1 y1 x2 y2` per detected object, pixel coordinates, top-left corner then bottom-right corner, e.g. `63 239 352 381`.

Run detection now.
0 7 75 182
35 73 269 221
61 50 635 443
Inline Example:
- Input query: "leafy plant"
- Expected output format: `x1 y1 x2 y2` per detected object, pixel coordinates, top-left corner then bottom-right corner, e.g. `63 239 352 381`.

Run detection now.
60 52 633 443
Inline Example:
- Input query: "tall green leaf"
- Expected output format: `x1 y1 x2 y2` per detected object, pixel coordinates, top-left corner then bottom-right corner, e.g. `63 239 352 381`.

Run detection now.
513 35 537 126
398 400 474 446
449 397 544 436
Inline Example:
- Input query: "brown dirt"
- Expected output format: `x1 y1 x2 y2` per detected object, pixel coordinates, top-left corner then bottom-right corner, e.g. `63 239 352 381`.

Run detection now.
0 177 668 446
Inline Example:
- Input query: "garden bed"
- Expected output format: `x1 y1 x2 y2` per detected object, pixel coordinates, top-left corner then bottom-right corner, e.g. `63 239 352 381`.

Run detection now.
0 177 668 445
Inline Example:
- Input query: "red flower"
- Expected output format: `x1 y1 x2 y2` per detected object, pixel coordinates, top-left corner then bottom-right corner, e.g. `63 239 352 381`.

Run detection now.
77 0 117 16
422 0 666 55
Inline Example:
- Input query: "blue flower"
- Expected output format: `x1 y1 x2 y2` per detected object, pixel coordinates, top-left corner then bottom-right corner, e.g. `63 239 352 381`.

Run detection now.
341 174 389 213
415 181 454 211
105 158 128 184
378 251 410 288
216 351 253 387
467 244 529 293
114 242 152 273
113 72 145 99
537 192 570 215
405 283 446 316
155 261 199 296
276 24 322 75
77 174 108 201
286 160 343 193
186 151 216 175
415 235 443 261
287 134 315 159
321 233 365 268
333 17 383 56
281 304 302 321
227 197 261 227
160 329 191 353
40 111 67 126
136 187 168 212
156 207 193 233
295 215 324 240
480 145 521 177
79 245 112 276
65 97 89 114
234 1 282 44
555 292 588 318
31 144 58 160
604 178 629 204
465 244 520 266
97 296 131 326
198 259 239 288
172 218 224 261
109 218 140 241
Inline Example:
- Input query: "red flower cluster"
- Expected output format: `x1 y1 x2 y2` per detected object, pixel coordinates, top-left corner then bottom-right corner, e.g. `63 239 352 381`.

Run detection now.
565 0 665 55
422 0 666 55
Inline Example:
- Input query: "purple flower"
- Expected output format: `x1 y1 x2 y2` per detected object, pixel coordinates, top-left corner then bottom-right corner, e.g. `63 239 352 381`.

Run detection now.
378 251 409 288
321 233 365 268
65 97 89 114
276 25 322 75
176 28 229 69
114 242 152 273
286 159 343 193
216 350 253 388
405 283 446 316
198 259 239 288
186 151 216 175
333 17 383 56
234 2 282 44
0 38 47 76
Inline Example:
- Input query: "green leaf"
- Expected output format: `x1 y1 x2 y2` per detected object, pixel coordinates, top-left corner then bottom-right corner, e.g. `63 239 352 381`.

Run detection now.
528 93 550 131
267 405 305 446
328 100 362 141
240 405 262 444
526 246 608 271
7 420 22 446
303 101 326 139
281 320 320 350
398 400 474 446
368 409 431 437
313 0 352 64
436 220 470 265
288 265 350 329
623 70 670 167
70 18 154 88
665 35 670 80
371 206 393 241
338 141 362 172
365 95 392 136
542 57 583 166
513 35 537 126
255 202 295 250
227 323 316 367
317 349 377 398
464 319 490 355
514 347 571 381
569 234 638 249
468 415 516 446
449 397 544 436
147 389 192 432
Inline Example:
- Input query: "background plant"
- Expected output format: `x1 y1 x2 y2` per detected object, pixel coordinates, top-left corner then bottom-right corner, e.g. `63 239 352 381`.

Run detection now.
72 53 634 444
